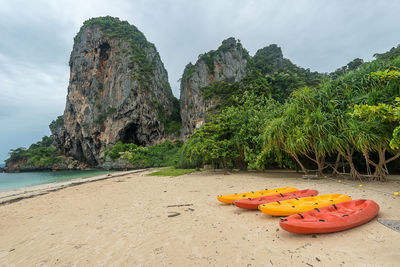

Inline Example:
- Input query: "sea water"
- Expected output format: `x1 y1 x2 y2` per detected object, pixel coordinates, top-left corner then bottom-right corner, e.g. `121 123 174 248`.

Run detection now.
0 170 113 192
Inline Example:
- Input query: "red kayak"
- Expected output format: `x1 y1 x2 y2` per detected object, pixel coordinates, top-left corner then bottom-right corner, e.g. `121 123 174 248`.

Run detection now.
234 189 318 210
280 199 379 234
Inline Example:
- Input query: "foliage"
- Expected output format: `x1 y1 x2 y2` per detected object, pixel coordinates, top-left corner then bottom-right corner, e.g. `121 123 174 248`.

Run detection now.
104 141 138 160
373 45 400 61
238 44 323 102
147 167 197 176
95 107 117 124
5 136 62 169
76 16 149 46
330 58 364 79
182 63 197 82
49 115 64 134
178 93 287 169
353 97 400 150
77 16 161 90
104 140 183 168
157 98 182 136
199 43 324 114
196 37 250 76
199 50 217 74
179 43 400 181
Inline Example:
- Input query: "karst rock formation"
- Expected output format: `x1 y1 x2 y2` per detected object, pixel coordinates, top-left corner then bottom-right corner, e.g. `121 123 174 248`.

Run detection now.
53 17 177 166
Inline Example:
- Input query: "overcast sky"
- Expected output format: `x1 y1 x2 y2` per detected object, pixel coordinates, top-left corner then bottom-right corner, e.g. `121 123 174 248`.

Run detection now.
1 0 400 163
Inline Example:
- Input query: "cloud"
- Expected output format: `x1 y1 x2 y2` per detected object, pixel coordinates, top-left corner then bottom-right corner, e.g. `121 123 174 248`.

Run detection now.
1 0 400 162
0 53 68 161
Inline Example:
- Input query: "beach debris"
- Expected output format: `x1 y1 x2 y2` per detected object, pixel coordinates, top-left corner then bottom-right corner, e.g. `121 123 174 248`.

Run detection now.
338 180 342 183
359 184 363 187
302 174 320 180
378 219 400 233
167 203 193 208
168 212 181 217
394 192 399 196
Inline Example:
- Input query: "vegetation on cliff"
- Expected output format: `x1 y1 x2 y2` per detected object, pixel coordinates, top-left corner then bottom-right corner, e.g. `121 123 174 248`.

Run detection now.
49 115 64 134
5 136 63 170
158 98 182 136
75 16 149 47
197 38 250 75
200 44 324 111
77 16 168 91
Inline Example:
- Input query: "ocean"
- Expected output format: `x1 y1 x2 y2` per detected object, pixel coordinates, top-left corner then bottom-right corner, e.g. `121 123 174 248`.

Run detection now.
0 170 113 192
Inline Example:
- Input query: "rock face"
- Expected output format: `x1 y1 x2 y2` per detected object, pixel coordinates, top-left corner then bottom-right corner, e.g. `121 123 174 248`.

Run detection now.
179 38 250 137
54 17 176 166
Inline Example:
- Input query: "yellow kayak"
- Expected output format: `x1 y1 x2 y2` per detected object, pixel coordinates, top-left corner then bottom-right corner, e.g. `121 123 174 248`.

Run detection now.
217 187 299 204
259 194 352 216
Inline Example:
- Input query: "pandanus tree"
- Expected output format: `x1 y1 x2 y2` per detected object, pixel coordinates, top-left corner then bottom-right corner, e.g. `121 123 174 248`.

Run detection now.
263 86 336 174
350 70 400 181
352 101 400 181
318 74 369 180
263 114 310 173
318 62 400 181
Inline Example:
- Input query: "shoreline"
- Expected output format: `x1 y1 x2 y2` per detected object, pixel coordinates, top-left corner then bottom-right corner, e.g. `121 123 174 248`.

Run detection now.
0 169 149 205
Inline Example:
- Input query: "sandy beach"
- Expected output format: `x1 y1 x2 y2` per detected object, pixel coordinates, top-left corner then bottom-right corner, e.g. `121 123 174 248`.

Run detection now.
0 169 399 266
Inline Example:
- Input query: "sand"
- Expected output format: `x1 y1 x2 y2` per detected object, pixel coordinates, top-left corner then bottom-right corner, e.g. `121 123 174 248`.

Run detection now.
0 170 399 266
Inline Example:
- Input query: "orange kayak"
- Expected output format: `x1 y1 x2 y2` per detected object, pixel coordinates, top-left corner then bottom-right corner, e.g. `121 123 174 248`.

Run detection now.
234 189 319 210
259 194 352 216
280 199 379 234
217 187 298 204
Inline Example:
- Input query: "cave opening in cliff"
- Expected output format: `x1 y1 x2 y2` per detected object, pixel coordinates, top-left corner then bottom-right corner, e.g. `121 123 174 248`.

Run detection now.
119 123 142 145
99 43 111 61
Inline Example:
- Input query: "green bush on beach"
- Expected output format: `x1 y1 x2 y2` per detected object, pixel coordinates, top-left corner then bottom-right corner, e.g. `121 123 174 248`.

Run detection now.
104 140 183 168
148 167 197 176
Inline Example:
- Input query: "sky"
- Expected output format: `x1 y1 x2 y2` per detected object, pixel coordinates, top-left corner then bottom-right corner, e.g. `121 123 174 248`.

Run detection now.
1 0 400 163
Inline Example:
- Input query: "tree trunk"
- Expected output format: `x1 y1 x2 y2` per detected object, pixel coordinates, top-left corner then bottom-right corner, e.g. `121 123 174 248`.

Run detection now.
303 150 326 175
373 148 387 181
363 147 388 182
289 152 308 173
315 151 325 175
340 148 362 181
332 152 341 176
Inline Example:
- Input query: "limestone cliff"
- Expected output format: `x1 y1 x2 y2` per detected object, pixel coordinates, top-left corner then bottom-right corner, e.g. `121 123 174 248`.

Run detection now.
54 17 177 166
179 38 250 137
179 41 324 137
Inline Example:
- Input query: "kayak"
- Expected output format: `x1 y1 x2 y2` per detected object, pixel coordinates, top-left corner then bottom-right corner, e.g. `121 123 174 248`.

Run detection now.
259 194 352 216
234 189 319 210
280 199 379 234
217 187 298 204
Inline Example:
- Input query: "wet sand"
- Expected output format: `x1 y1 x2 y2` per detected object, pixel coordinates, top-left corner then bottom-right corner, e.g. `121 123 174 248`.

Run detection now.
0 170 399 266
